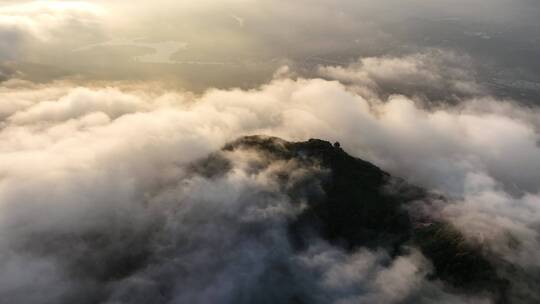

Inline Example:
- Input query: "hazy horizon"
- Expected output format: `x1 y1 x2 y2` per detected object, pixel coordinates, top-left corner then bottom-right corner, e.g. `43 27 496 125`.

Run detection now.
1 1 540 303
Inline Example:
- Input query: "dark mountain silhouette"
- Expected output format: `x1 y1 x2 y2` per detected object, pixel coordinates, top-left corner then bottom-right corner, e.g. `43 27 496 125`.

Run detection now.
222 135 509 303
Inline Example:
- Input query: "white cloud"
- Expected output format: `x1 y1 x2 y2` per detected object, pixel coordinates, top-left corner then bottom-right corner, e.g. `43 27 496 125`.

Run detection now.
319 50 484 100
1 54 539 302
0 1 104 59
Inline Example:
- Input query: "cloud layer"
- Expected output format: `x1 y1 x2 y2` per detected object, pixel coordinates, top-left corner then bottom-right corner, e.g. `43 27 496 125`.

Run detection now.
1 50 540 303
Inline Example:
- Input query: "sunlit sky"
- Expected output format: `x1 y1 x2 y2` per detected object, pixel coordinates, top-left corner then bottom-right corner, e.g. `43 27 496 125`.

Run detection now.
1 0 539 97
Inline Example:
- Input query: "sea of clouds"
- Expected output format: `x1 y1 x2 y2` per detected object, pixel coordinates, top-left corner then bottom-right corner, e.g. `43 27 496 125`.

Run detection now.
1 0 540 302
1 48 540 303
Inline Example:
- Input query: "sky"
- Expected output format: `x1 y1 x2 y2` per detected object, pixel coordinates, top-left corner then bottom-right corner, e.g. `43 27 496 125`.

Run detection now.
1 1 540 303
1 0 540 96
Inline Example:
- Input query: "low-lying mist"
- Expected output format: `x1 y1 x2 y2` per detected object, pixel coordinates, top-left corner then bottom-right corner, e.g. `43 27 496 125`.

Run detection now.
1 52 540 303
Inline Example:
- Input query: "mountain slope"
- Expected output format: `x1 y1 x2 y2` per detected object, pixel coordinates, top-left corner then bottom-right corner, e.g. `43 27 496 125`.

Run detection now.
222 136 508 302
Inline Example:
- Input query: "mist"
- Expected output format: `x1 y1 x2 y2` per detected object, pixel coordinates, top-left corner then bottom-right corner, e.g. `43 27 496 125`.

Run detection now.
1 1 540 303
2 0 540 98
1 50 540 302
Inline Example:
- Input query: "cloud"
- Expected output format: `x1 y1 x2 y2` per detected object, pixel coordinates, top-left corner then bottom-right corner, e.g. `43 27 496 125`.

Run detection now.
442 172 540 267
0 61 19 82
0 1 105 60
295 245 428 303
1 53 540 302
2 0 538 98
296 244 491 304
318 50 484 102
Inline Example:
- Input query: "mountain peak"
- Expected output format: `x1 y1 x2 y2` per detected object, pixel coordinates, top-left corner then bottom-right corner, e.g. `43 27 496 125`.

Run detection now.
222 135 508 301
